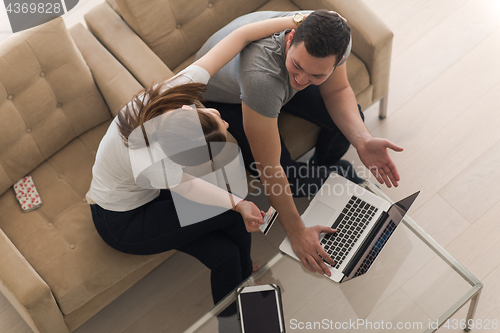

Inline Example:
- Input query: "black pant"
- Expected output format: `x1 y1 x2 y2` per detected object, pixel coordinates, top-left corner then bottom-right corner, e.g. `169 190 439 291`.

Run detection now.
204 85 364 197
90 190 252 307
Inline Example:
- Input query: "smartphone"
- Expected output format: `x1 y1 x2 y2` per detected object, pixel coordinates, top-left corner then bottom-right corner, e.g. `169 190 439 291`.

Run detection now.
13 176 43 212
236 284 285 333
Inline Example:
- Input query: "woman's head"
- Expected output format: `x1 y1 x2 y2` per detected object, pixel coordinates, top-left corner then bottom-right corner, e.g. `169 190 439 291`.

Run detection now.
152 106 228 166
118 82 228 166
188 106 229 144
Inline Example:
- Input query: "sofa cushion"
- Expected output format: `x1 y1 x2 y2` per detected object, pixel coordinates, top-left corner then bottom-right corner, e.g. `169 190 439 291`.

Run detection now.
111 0 269 70
0 120 173 315
106 0 121 14
0 18 111 196
257 0 300 11
346 54 371 96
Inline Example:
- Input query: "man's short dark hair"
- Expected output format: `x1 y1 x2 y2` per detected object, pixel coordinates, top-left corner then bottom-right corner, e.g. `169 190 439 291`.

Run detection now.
290 10 351 65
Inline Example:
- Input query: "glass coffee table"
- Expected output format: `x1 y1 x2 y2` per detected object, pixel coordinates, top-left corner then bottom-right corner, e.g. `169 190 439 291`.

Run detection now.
185 180 483 333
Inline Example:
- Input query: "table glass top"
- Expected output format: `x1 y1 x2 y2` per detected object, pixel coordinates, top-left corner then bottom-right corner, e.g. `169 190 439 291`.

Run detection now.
186 181 479 333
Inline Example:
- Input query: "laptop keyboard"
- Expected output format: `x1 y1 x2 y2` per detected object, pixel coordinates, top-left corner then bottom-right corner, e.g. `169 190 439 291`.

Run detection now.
320 196 378 269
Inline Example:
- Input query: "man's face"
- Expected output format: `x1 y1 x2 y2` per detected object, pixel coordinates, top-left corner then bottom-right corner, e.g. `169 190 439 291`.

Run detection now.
285 39 337 91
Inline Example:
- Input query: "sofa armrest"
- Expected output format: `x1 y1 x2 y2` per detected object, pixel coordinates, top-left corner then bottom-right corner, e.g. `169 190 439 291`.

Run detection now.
0 229 68 333
69 24 144 117
84 2 173 88
292 0 393 102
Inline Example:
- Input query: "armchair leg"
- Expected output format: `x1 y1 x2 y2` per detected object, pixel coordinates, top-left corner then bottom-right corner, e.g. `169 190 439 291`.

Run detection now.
379 94 388 119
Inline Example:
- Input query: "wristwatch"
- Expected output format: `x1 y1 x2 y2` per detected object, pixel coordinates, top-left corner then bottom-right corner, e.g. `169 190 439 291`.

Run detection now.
293 12 305 28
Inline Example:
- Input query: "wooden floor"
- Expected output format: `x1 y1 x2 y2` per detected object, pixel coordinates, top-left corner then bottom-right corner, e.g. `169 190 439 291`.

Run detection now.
1 0 500 332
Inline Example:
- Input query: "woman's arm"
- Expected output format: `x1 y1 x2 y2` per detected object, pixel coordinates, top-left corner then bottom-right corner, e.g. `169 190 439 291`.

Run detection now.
173 173 241 210
172 172 265 232
193 15 299 77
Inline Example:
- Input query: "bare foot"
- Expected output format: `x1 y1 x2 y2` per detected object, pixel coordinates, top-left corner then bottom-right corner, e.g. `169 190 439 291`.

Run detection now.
252 264 260 273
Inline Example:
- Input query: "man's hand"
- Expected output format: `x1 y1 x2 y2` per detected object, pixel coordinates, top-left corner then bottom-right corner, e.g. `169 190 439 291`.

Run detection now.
357 138 403 188
235 201 266 232
289 226 337 276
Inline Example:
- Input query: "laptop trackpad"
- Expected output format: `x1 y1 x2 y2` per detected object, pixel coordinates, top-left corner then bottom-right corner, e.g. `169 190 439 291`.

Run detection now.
303 201 336 227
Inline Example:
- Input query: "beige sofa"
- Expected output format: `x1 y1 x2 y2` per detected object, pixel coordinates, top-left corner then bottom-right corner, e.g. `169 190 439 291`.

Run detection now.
0 18 173 333
0 1 393 332
85 0 394 161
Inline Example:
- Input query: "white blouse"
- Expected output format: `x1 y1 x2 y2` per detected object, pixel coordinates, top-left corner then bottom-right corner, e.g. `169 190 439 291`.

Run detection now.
88 65 211 212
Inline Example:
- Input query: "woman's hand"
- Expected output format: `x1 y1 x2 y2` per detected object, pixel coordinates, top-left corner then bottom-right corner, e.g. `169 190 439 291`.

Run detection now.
235 201 266 232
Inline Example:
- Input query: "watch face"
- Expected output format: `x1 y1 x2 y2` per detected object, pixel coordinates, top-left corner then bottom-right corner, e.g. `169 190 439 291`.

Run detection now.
293 13 304 26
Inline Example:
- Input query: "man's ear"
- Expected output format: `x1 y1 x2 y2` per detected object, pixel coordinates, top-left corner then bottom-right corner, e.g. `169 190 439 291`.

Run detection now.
286 29 296 48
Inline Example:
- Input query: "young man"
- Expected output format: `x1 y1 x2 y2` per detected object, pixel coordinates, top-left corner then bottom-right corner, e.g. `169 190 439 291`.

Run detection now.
195 10 403 277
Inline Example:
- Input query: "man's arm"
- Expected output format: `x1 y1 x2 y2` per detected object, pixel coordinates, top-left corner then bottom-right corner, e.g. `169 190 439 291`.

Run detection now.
318 64 403 187
242 101 337 276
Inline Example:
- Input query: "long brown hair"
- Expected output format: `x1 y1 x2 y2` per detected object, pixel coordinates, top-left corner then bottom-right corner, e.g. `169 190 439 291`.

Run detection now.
117 82 225 149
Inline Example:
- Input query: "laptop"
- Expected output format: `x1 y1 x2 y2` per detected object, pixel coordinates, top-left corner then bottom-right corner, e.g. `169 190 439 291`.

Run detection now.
279 173 419 283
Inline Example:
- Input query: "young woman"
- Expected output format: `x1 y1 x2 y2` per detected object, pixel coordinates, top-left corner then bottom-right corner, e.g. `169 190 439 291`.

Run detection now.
88 15 302 308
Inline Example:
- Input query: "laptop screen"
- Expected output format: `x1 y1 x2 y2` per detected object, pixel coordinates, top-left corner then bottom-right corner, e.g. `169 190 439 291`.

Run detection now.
352 220 398 277
341 191 419 282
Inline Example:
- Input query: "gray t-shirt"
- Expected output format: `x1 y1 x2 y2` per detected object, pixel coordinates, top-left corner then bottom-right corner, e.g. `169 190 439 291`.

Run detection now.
195 11 351 118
